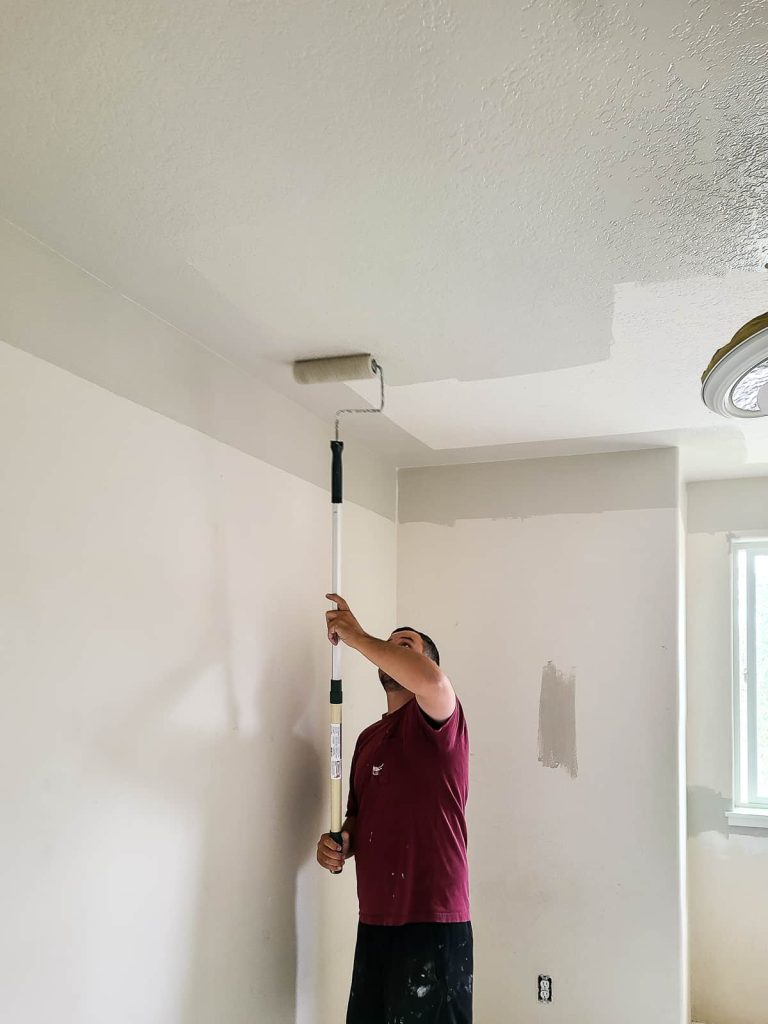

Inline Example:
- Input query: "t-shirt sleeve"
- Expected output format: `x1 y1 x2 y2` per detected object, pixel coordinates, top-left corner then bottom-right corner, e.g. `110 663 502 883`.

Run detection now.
412 696 465 750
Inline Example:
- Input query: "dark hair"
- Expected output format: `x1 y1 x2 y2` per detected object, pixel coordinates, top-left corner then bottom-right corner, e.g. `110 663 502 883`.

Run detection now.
393 627 440 666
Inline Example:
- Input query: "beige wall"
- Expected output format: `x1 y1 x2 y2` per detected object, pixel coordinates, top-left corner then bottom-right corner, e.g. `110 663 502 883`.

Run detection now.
0 340 396 1024
398 450 686 1024
687 479 768 1024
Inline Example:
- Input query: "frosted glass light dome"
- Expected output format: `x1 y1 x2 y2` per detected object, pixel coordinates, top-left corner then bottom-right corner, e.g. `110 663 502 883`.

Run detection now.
702 313 768 418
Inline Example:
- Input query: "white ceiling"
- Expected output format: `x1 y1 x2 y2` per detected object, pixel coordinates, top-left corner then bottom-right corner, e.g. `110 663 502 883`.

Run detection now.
1 0 767 475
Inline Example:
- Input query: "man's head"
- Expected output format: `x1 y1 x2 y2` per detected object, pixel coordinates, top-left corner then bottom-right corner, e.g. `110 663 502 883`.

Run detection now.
378 627 440 692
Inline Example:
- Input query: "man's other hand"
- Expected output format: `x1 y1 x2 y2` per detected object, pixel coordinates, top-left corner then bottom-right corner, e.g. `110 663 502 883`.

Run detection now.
316 831 350 872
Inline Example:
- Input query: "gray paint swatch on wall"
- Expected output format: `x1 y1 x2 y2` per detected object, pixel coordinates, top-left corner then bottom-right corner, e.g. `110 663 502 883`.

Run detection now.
538 661 578 779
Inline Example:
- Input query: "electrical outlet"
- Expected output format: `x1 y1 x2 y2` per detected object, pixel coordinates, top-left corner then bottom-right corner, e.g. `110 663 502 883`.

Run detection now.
538 975 552 1003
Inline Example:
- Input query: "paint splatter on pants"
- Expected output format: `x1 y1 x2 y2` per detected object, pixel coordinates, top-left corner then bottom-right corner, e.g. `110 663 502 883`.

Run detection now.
346 921 473 1023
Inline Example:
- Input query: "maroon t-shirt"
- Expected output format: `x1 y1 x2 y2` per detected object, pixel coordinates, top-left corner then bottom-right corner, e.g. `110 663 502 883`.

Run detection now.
346 696 470 925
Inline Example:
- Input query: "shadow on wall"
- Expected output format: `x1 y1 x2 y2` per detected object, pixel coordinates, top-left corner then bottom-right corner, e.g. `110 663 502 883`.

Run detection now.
178 653 322 1024
98 643 322 1024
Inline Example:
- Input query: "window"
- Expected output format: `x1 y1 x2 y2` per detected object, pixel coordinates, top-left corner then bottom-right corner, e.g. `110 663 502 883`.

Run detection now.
732 539 768 811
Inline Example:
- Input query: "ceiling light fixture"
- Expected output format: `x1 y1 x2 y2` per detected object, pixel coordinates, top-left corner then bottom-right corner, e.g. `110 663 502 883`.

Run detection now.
701 311 768 418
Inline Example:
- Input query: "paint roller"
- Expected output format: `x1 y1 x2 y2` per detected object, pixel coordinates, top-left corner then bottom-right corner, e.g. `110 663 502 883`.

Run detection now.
293 353 385 870
293 353 379 386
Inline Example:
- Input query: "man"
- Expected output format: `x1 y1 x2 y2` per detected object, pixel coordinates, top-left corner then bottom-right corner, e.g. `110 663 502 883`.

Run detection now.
316 593 472 1024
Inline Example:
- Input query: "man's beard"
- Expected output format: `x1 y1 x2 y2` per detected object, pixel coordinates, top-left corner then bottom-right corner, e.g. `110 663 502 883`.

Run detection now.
378 668 405 693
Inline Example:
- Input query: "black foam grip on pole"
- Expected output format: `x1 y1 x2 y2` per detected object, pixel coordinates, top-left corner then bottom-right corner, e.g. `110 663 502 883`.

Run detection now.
331 440 344 504
330 679 342 704
330 830 344 874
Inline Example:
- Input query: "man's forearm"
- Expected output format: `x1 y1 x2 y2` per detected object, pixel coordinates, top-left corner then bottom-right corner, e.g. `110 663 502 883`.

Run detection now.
352 634 447 696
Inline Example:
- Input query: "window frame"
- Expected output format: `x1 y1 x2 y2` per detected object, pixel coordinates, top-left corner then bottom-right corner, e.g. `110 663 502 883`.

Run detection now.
731 536 768 811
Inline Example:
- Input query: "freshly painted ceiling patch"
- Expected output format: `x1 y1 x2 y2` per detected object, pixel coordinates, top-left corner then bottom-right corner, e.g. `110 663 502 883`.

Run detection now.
538 661 578 780
702 312 768 418
349 274 767 450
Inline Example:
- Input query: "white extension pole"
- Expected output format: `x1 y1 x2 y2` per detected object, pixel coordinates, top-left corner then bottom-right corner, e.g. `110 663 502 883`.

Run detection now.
291 354 383 874
329 440 344 867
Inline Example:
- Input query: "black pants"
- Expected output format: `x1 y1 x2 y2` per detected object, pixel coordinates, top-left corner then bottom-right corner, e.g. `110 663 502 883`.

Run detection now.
346 921 473 1024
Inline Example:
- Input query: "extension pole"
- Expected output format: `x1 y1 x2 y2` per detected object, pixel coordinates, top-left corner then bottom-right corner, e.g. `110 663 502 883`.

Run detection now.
329 439 344 870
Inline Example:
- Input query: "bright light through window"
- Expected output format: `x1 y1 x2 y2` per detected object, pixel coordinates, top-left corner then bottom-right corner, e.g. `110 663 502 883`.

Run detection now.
733 540 768 809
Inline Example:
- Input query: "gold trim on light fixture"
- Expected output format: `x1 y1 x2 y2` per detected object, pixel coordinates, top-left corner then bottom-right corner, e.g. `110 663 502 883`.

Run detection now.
701 312 768 418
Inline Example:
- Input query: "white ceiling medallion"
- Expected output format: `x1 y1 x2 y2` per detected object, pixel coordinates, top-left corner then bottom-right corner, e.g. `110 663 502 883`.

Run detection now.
701 312 768 418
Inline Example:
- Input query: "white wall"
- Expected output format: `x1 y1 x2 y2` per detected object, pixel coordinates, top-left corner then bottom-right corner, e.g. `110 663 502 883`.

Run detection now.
398 450 685 1024
0 340 396 1024
0 216 395 519
0 218 691 1023
687 479 768 1024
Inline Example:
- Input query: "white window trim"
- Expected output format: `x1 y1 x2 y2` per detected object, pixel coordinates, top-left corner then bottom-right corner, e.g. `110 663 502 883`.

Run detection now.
726 808 768 830
731 536 768 815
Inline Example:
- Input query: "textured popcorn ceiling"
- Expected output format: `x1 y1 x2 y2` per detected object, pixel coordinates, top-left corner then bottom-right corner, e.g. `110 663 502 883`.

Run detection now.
0 0 766 466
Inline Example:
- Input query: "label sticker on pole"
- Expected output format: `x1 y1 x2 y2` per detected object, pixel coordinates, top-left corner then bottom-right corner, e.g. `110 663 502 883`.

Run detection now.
330 723 342 780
